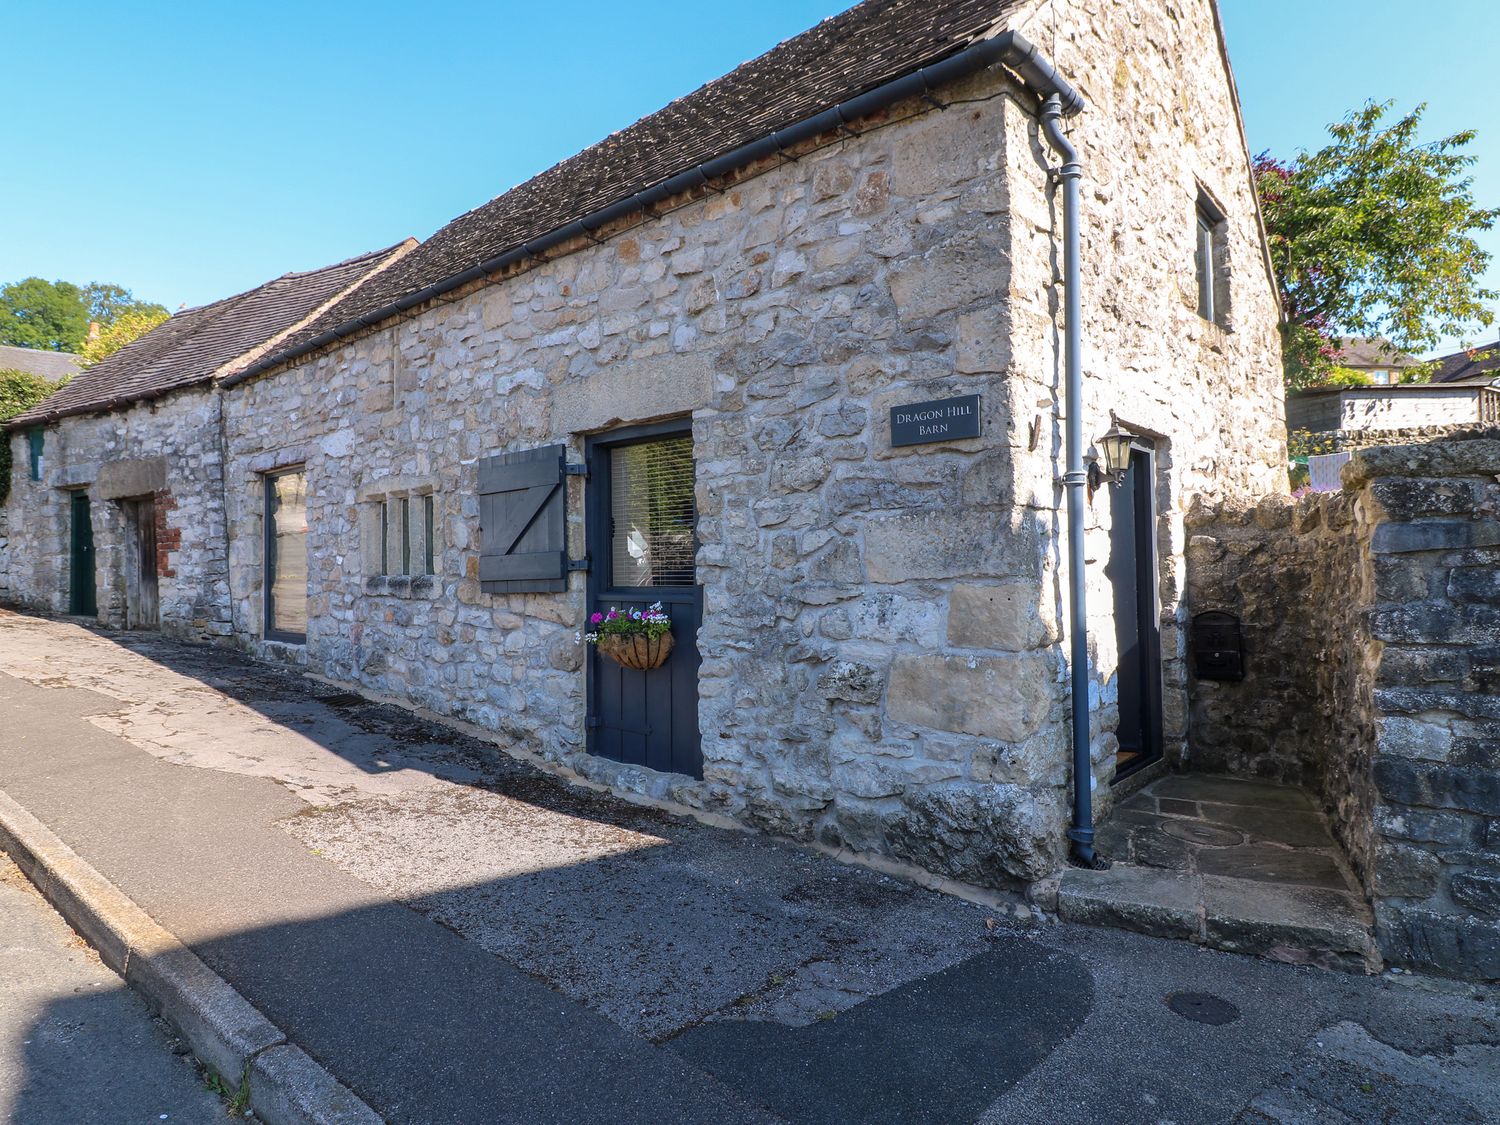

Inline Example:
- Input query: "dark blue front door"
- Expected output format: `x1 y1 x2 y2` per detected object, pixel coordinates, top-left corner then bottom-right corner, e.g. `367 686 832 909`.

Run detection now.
586 424 702 779
1108 445 1163 779
69 491 97 617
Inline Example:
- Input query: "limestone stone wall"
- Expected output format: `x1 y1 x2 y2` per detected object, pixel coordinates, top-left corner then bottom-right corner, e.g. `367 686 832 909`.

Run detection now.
219 0 1283 893
1185 491 1380 879
1188 430 1500 979
1007 0 1289 801
1 391 232 640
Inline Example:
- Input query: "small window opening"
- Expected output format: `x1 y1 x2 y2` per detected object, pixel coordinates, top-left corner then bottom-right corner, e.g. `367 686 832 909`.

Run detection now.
1194 192 1229 328
400 497 411 576
27 429 44 480
423 494 435 576
379 503 390 576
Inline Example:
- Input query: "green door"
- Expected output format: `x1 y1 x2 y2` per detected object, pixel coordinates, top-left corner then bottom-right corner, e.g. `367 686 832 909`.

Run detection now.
69 492 97 617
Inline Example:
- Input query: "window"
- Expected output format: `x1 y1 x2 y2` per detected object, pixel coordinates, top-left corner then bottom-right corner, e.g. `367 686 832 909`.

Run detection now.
264 467 309 642
365 489 437 582
379 503 390 576
423 494 435 576
608 435 696 588
1194 192 1229 328
400 497 411 576
26 429 44 480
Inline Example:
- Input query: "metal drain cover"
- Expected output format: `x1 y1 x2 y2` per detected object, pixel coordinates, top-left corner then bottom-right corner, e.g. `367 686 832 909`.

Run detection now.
1165 991 1241 1025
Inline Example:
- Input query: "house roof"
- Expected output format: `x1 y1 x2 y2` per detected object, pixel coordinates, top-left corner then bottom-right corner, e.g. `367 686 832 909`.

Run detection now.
7 242 414 428
1334 337 1418 369
1431 339 1500 385
0 345 82 382
244 0 1027 377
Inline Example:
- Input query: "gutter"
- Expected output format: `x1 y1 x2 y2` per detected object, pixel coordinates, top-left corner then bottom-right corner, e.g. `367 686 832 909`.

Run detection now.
222 30 1083 390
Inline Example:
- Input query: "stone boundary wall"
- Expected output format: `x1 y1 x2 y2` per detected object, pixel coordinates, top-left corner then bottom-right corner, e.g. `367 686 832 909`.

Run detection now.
1184 489 1379 875
1188 430 1500 979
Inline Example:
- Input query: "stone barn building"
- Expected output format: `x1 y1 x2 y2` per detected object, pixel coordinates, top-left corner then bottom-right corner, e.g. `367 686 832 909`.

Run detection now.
4 0 1287 892
1 245 413 632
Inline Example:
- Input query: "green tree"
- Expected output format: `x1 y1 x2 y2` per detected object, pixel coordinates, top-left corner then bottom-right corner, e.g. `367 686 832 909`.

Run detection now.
0 278 89 352
0 368 67 504
79 307 170 366
82 282 168 328
1255 101 1498 390
0 277 169 353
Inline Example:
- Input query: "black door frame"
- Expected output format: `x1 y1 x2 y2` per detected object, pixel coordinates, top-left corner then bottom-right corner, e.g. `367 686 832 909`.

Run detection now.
584 417 703 778
263 466 308 644
1110 441 1164 781
68 490 97 617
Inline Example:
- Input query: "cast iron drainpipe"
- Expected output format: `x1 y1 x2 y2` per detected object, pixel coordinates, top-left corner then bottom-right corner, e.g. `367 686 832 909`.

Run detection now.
1040 94 1108 870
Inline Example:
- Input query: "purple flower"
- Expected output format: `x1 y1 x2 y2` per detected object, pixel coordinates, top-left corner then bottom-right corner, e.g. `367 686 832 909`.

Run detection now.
590 612 604 624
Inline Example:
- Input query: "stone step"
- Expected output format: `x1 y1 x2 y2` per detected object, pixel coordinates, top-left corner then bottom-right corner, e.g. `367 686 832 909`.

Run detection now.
1055 863 1380 974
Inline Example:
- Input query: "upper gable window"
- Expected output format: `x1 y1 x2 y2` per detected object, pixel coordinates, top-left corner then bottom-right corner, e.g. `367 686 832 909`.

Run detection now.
1195 192 1229 328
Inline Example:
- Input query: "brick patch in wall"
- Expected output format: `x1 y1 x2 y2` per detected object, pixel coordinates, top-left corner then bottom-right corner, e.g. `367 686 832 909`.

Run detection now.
155 489 180 579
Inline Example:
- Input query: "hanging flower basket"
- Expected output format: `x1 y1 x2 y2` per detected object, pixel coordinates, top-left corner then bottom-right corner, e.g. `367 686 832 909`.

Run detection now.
584 602 674 671
596 631 675 671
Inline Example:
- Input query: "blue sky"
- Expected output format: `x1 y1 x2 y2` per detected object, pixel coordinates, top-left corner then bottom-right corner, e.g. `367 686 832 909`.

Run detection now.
5 1 1498 354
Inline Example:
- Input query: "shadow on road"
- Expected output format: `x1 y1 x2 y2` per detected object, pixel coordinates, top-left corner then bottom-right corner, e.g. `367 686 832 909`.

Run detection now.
2 615 1092 1123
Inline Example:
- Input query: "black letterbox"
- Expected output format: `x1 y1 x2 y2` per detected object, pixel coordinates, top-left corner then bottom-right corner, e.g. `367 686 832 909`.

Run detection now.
1192 611 1244 681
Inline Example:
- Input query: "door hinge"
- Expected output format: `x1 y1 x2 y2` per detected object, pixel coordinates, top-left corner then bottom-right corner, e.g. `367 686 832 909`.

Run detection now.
564 462 589 477
567 555 590 573
586 716 602 729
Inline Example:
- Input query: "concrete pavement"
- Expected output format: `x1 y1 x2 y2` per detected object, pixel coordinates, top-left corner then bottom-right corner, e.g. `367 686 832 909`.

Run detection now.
0 854 225 1125
0 609 1497 1123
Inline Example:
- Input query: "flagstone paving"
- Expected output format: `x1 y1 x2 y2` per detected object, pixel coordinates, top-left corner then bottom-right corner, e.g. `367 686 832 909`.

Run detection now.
1057 774 1379 971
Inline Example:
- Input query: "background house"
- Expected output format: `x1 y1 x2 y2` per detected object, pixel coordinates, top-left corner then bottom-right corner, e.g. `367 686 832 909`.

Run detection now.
1286 381 1498 433
0 344 81 382
1331 336 1418 385
1288 334 1500 436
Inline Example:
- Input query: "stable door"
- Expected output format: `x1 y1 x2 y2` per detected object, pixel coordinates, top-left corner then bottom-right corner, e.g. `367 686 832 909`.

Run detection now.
585 424 703 779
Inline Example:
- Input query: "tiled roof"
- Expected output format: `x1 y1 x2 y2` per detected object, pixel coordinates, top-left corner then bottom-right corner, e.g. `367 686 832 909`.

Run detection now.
1431 339 1500 385
0 345 82 382
1334 337 1417 369
8 242 413 427
261 0 1025 366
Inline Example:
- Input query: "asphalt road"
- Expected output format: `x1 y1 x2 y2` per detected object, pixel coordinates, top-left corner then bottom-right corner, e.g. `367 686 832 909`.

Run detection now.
0 855 225 1125
0 611 1498 1123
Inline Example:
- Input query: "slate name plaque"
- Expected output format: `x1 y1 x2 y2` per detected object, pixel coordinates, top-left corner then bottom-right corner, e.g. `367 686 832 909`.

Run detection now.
890 394 981 446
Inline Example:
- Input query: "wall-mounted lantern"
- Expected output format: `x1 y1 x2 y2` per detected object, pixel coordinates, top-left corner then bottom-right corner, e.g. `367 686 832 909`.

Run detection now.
1093 414 1136 488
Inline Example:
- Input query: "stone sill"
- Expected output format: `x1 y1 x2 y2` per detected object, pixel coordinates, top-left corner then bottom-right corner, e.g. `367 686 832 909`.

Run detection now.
363 575 440 600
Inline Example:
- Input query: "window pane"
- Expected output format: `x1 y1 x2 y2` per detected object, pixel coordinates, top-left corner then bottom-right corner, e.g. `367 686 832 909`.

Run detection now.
609 435 695 587
266 468 308 638
423 495 435 575
400 497 411 576
1196 214 1214 321
380 503 389 576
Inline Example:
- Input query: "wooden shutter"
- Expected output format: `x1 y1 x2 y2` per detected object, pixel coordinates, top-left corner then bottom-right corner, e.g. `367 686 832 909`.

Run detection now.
478 444 568 594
